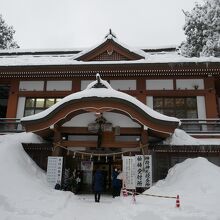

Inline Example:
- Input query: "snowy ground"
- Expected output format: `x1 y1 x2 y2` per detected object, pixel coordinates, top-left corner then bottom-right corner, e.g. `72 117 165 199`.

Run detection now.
0 132 220 220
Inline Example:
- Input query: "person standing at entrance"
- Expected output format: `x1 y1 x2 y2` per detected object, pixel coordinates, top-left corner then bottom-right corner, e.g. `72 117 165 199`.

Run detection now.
112 168 120 198
93 168 104 202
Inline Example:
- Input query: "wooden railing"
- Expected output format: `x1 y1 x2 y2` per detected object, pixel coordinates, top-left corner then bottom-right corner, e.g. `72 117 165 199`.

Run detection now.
0 118 220 134
0 118 24 133
180 118 220 134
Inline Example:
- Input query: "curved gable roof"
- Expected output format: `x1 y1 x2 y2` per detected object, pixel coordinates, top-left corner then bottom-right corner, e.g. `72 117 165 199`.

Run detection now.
74 32 145 61
21 74 180 137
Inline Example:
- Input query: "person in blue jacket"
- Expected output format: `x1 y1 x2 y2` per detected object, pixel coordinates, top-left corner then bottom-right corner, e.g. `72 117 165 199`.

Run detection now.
93 168 104 202
112 168 122 198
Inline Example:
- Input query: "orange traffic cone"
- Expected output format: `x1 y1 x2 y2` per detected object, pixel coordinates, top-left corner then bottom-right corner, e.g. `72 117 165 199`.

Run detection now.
176 195 180 208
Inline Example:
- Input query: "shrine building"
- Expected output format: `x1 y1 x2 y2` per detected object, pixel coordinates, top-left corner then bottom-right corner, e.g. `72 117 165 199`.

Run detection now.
1 30 220 189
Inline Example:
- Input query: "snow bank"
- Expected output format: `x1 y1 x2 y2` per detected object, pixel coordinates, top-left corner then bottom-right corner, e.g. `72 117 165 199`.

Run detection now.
146 157 220 195
164 129 220 145
0 132 220 220
0 133 74 219
143 157 220 219
0 132 47 198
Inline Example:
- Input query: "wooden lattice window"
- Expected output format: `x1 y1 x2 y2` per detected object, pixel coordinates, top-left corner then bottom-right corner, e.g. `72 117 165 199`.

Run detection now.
24 98 62 116
91 51 129 61
153 97 198 118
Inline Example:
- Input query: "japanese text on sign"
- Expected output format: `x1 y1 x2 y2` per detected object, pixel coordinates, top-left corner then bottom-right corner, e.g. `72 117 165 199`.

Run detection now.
135 155 152 188
122 156 136 189
47 156 63 188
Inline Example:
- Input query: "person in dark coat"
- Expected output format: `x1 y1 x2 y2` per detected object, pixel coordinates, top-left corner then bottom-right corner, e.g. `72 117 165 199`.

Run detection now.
93 169 104 202
54 181 61 190
112 168 122 197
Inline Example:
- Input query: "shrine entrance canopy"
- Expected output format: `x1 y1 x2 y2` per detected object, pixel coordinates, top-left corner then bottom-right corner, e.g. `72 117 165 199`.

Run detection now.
21 74 180 140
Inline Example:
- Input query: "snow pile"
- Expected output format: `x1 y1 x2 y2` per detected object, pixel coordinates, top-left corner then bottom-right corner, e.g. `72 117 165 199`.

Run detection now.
146 157 220 195
0 132 220 219
164 129 220 145
142 157 220 219
0 132 47 198
0 133 74 219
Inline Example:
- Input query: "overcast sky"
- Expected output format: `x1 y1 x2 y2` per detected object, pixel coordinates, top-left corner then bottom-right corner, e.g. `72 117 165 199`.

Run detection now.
0 0 204 49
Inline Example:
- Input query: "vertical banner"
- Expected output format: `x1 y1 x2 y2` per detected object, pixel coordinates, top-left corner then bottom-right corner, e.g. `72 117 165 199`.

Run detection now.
122 156 136 189
47 156 63 188
135 155 152 188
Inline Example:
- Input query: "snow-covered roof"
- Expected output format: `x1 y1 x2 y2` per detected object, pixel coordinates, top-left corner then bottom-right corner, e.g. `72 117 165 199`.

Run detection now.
22 74 179 123
0 34 219 66
0 50 219 67
72 30 146 61
21 74 181 138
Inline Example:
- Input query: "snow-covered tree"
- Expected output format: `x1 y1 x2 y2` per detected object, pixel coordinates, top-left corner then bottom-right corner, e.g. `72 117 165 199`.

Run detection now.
0 15 19 49
181 0 220 57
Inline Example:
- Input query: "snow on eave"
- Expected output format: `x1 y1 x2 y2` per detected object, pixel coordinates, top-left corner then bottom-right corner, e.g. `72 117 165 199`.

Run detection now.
0 47 84 54
164 129 220 145
0 50 220 67
21 76 180 126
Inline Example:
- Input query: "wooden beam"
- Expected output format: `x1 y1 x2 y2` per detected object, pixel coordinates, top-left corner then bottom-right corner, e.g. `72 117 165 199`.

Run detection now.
60 126 142 135
61 140 138 148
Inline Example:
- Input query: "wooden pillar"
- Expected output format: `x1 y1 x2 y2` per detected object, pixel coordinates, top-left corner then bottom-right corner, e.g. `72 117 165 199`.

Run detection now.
52 125 63 156
136 77 146 104
6 80 19 118
140 128 149 155
72 78 81 92
204 78 218 118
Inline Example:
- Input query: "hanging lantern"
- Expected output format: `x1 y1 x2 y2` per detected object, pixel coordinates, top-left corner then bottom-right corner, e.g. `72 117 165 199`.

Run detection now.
105 156 108 163
113 154 116 161
98 155 100 161
90 154 93 161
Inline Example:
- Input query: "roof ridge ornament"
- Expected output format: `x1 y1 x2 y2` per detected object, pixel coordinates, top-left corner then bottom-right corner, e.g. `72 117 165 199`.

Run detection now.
105 29 117 39
91 73 108 88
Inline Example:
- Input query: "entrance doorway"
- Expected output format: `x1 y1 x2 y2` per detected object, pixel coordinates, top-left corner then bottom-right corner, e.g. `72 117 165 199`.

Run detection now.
0 84 10 118
63 156 122 194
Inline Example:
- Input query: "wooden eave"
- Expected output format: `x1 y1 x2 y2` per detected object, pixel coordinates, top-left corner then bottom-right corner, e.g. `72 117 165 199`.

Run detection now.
0 62 220 79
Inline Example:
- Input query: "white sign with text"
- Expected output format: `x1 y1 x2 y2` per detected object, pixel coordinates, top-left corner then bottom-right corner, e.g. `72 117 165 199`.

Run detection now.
135 155 152 188
47 156 63 188
122 156 136 189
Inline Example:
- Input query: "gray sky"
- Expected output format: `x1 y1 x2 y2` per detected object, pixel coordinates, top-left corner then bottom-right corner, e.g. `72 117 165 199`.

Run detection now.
0 0 204 49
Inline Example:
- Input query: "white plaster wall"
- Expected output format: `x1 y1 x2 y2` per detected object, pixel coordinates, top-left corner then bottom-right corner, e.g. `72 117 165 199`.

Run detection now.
110 80 136 90
46 80 72 91
16 97 26 119
197 96 206 119
146 96 153 108
103 112 140 127
81 80 93 90
63 112 96 127
62 112 140 128
146 79 173 90
19 81 44 91
176 79 204 90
